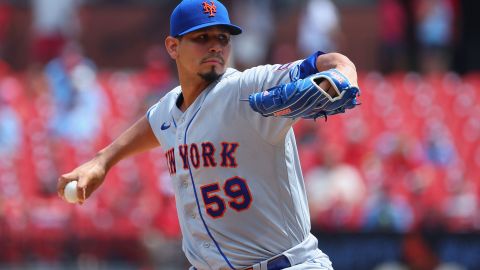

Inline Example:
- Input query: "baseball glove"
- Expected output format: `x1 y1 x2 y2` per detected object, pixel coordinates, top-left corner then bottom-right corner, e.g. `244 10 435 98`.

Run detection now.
248 69 360 120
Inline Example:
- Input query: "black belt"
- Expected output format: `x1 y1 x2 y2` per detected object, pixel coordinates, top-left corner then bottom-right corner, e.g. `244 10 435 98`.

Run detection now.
193 254 291 270
244 254 291 270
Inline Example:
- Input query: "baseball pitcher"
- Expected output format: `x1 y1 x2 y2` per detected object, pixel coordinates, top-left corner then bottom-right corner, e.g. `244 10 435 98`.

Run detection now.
57 1 360 269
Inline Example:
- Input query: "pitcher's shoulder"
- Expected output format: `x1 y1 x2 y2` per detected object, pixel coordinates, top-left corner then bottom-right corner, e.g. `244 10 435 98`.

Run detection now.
146 86 181 119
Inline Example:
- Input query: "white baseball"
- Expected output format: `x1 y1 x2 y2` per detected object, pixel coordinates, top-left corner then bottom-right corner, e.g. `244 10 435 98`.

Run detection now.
64 181 79 204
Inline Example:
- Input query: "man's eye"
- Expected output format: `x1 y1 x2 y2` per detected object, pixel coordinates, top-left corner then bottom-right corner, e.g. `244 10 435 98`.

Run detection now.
194 35 208 42
218 35 230 44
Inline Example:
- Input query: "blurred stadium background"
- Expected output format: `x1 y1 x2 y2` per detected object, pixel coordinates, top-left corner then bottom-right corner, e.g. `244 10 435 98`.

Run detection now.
0 0 479 269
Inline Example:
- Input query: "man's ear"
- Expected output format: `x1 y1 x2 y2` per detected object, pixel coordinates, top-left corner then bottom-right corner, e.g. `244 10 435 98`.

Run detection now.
165 36 179 59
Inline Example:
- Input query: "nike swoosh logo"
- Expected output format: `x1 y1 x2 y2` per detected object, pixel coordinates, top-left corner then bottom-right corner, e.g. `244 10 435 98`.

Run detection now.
161 122 171 130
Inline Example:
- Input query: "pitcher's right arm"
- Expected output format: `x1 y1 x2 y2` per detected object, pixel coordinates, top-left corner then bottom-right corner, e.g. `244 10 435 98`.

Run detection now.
57 115 160 204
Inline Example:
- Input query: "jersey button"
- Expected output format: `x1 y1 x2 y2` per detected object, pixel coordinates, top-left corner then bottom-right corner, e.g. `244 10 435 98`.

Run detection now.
203 242 210 248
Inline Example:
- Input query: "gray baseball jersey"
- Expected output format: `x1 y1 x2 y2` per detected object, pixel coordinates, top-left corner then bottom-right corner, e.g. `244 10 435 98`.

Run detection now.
147 52 331 270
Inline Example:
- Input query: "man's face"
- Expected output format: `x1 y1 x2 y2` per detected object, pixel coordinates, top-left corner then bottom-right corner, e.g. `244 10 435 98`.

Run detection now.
168 26 232 83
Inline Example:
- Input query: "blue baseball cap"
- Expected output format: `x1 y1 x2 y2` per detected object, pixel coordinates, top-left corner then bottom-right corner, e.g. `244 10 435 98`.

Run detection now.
170 0 242 37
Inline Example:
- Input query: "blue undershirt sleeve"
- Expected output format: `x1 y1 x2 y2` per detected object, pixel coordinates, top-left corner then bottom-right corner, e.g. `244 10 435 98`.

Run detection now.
290 51 324 81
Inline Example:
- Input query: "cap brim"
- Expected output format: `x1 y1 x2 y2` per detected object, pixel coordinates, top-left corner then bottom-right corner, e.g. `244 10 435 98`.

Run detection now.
177 22 242 36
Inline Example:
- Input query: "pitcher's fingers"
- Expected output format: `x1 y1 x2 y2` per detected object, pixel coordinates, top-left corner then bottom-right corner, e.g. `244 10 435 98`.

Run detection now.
76 186 87 205
319 80 337 98
77 175 93 204
77 180 85 204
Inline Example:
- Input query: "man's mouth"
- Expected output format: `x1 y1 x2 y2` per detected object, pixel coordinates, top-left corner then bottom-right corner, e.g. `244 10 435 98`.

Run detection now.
202 57 224 65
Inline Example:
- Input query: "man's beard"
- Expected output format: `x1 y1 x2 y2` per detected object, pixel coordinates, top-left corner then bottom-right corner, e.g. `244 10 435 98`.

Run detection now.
198 67 222 83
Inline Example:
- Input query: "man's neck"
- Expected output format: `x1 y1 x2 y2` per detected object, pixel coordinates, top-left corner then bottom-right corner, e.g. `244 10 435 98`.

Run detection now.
177 77 211 112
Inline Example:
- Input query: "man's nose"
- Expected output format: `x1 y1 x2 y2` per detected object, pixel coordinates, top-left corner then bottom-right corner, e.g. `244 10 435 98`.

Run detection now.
209 43 223 53
208 39 225 53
